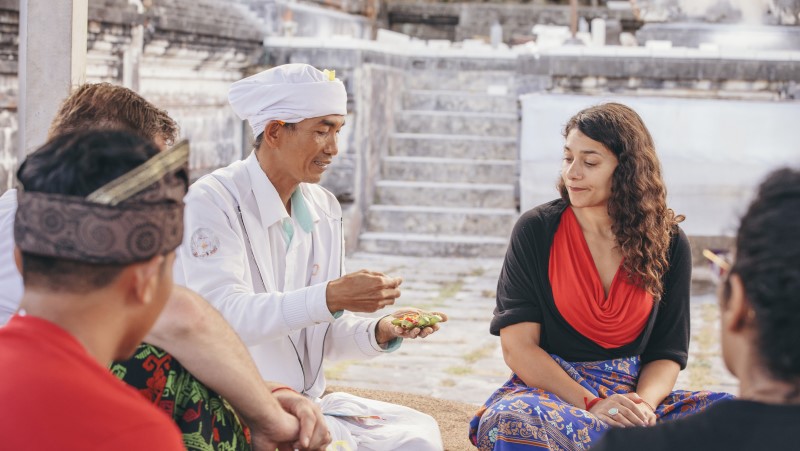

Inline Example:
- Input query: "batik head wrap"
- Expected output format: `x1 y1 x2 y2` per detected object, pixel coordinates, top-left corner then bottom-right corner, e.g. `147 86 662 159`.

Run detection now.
228 63 347 139
14 139 189 265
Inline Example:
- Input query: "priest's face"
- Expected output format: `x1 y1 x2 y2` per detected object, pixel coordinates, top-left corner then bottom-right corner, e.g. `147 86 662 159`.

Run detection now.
274 114 345 185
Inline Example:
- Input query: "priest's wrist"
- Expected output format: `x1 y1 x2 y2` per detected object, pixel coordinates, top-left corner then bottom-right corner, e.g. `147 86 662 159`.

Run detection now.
375 316 395 345
325 280 343 314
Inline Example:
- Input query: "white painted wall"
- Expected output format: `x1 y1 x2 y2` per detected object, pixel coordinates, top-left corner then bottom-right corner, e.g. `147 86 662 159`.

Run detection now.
519 94 800 236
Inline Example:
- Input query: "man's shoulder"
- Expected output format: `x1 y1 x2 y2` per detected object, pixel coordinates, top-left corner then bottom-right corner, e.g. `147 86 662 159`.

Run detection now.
0 354 181 450
0 321 152 409
188 161 249 203
0 188 17 204
0 188 17 246
0 188 17 218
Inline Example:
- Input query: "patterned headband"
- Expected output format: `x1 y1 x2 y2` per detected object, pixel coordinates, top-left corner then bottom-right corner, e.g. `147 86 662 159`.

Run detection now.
14 140 189 264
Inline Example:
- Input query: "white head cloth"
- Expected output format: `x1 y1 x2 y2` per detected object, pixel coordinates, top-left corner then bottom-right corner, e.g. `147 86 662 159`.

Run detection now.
228 63 347 139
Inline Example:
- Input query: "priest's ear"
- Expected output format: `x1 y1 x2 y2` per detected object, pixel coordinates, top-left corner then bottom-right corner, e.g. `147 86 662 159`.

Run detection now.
263 120 297 150
263 120 284 149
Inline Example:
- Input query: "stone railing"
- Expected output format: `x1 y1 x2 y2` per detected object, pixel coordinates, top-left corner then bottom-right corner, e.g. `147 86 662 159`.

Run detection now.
386 2 639 43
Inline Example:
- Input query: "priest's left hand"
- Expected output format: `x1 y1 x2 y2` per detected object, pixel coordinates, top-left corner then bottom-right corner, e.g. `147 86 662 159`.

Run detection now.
376 308 448 344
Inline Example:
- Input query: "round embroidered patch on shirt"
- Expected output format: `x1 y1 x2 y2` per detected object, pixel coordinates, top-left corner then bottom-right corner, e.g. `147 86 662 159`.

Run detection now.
190 228 220 258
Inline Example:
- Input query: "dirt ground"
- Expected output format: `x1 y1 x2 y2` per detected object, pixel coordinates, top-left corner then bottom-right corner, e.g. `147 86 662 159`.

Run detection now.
327 385 477 451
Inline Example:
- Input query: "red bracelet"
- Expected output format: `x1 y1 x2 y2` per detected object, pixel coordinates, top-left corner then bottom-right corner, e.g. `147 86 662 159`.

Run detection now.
584 396 601 411
641 400 656 412
271 386 296 394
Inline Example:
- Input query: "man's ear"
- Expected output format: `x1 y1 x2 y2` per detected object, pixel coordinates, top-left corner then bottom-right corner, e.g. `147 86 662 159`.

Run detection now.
129 254 165 306
722 273 750 333
262 121 283 149
13 246 22 274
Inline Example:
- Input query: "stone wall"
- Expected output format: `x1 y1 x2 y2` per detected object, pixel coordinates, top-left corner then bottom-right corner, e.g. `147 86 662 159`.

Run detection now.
517 48 800 100
455 3 635 43
347 64 405 252
239 0 372 39
0 0 263 187
385 2 638 43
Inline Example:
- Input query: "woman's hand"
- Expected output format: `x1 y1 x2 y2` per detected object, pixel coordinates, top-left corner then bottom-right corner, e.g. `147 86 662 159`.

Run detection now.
588 393 648 428
624 392 657 426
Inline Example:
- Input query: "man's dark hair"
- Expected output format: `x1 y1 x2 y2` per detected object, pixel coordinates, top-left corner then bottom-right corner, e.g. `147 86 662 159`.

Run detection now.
17 129 160 293
730 167 800 381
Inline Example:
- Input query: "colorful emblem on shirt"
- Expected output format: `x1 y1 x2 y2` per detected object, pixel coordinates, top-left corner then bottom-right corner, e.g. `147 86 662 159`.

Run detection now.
190 228 220 258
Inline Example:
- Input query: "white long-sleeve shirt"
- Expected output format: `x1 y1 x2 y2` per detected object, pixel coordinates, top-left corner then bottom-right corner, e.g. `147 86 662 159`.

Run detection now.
174 153 398 398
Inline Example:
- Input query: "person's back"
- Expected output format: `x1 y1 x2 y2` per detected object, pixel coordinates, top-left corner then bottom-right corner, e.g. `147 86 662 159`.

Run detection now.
0 130 187 450
591 398 800 451
0 315 183 450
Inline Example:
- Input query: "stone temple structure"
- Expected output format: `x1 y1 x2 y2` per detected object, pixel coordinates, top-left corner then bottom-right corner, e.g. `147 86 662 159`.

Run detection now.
0 0 263 190
2 0 799 260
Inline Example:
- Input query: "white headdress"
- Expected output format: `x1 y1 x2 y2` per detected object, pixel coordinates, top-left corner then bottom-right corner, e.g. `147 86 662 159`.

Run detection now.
228 63 347 139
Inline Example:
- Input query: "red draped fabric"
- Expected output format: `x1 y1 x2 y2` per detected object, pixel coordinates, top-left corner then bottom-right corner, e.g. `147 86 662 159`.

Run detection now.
549 207 653 349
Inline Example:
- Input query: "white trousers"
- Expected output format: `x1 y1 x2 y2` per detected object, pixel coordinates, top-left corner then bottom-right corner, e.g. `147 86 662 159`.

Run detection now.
319 392 443 451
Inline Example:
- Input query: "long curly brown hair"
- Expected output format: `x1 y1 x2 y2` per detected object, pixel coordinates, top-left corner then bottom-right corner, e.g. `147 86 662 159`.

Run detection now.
558 103 683 300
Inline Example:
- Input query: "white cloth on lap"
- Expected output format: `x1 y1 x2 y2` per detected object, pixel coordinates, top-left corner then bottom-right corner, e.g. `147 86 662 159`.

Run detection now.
320 391 443 451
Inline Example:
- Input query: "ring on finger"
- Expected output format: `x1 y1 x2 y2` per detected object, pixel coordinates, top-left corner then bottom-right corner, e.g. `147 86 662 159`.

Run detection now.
608 407 619 416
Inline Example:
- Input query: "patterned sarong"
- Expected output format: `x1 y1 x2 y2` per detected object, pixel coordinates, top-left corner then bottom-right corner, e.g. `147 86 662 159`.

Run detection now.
110 344 251 451
469 355 733 450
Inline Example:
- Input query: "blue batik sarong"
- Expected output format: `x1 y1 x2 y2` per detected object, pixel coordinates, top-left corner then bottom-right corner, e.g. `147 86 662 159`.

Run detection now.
469 355 733 450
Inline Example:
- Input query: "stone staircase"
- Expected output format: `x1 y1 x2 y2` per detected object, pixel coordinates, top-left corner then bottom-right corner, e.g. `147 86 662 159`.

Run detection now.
359 70 520 257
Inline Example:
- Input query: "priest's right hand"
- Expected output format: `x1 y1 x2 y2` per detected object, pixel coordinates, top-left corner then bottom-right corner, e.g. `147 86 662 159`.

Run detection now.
326 269 402 313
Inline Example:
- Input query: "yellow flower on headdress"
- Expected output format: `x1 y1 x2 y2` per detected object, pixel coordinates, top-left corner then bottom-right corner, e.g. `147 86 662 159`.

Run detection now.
322 69 336 81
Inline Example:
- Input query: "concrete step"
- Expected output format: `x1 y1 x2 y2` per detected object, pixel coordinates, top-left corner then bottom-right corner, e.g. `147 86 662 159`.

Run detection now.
375 180 516 208
358 232 508 258
381 156 517 183
366 205 517 237
403 90 518 113
395 110 518 137
390 133 517 160
405 70 516 92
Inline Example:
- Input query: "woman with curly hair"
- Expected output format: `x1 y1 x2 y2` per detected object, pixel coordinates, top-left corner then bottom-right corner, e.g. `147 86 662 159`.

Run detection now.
469 103 732 450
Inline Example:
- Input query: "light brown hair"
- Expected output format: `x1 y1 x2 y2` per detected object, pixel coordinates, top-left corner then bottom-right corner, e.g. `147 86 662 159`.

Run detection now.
47 83 178 146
